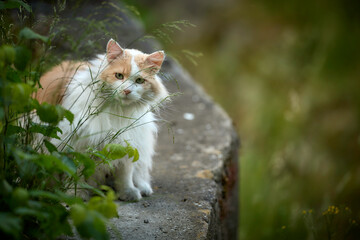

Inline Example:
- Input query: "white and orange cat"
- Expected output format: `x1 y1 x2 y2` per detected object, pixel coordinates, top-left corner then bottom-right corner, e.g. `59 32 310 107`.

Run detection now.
36 39 168 201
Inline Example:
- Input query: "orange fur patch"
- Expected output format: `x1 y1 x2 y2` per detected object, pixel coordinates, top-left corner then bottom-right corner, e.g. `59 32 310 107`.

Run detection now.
134 54 147 69
35 61 88 104
100 51 132 83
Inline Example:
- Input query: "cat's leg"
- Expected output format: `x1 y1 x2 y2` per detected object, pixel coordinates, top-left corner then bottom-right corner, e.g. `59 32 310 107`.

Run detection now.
114 159 142 201
133 161 153 197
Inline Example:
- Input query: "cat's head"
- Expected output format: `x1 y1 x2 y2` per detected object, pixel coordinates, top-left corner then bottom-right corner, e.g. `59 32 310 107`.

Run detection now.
100 39 168 107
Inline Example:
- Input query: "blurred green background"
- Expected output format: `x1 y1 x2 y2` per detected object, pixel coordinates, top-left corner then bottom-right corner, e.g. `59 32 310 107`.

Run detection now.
133 0 360 239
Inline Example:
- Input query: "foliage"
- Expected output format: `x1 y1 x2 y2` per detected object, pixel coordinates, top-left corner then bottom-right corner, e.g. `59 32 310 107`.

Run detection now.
300 206 360 240
101 142 139 163
0 1 143 239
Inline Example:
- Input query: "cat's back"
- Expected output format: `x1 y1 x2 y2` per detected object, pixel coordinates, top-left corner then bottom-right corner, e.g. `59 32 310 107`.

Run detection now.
35 61 88 104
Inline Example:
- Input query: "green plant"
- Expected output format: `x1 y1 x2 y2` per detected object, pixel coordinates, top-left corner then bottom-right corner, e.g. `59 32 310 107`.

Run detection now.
301 206 360 240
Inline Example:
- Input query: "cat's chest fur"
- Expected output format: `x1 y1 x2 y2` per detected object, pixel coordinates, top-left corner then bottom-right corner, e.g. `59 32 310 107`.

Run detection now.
67 105 156 153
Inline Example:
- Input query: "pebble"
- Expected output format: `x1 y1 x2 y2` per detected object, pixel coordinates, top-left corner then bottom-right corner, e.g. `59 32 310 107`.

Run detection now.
183 113 195 120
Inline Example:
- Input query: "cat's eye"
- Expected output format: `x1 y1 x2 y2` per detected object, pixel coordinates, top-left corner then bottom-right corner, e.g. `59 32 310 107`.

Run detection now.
115 73 124 80
135 78 145 84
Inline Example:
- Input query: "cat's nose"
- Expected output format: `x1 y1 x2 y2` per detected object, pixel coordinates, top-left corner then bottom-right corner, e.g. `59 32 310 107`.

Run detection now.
123 89 131 95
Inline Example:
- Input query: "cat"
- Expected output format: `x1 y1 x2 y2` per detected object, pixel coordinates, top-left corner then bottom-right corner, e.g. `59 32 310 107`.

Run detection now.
35 39 168 201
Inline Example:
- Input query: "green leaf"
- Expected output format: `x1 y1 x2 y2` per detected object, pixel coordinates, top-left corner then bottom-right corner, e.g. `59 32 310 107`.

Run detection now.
44 139 57 153
19 27 48 42
74 210 109 240
124 141 139 162
91 151 107 161
0 179 13 197
33 154 54 170
29 190 60 201
54 190 83 205
6 125 25 136
88 195 118 219
57 154 77 175
102 144 126 160
125 144 134 158
29 123 62 139
71 152 95 178
36 154 76 176
14 46 31 71
70 204 87 226
14 207 50 219
0 0 31 12
1 45 15 65
36 103 73 125
29 97 40 109
12 187 29 206
13 150 39 178
37 203 72 238
132 148 139 162
12 82 33 98
30 70 41 86
78 182 105 197
71 201 113 239
0 213 22 239
5 67 21 83
64 109 74 124
7 83 33 111
36 103 61 124
88 196 102 208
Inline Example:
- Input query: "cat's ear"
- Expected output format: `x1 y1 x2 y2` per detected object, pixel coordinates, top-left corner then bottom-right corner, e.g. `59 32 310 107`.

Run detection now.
145 51 165 73
106 39 124 62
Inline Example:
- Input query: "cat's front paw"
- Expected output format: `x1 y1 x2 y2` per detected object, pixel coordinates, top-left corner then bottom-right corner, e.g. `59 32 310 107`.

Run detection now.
136 182 153 197
118 187 142 201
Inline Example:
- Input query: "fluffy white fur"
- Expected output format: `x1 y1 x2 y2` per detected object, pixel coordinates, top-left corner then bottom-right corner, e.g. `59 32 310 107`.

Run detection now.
53 39 168 201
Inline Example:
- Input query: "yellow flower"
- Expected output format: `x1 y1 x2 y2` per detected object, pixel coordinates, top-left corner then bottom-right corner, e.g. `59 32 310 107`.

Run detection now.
282 226 286 230
323 205 339 215
330 206 338 214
